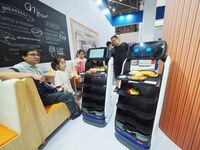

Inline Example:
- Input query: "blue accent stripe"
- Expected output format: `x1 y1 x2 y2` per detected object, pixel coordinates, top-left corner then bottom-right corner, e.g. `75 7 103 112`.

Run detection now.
115 129 150 149
82 114 105 121
111 11 143 26
96 2 165 27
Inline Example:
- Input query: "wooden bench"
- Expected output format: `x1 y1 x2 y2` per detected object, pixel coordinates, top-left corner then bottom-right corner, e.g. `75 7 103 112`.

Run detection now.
23 78 71 141
0 79 42 150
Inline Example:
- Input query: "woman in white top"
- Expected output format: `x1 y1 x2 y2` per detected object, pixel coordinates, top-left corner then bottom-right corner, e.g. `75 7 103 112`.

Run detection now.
51 56 74 94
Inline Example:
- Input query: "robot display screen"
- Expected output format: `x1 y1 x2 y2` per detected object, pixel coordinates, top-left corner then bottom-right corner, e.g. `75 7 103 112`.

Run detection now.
129 41 166 59
132 44 162 58
89 48 105 58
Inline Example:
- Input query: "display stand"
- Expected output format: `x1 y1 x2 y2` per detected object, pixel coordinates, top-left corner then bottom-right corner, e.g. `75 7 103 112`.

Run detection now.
114 41 170 150
80 47 114 127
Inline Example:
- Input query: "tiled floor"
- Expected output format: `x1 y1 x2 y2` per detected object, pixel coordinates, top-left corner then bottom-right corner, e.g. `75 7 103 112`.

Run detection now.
40 89 181 150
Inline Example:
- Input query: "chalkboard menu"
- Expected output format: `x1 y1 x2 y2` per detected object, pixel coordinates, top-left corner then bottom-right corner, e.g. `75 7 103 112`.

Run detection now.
0 0 71 67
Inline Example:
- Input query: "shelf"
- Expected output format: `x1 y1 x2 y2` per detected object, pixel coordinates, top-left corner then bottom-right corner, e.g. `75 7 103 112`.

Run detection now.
81 83 106 88
117 109 153 125
117 102 155 121
80 71 107 77
117 84 159 98
81 74 107 115
118 93 158 104
83 93 105 100
82 107 105 118
82 101 104 111
82 95 105 104
81 83 93 87
115 120 151 143
117 95 158 113
117 88 139 97
90 86 106 95
117 74 161 86
91 77 107 85
116 112 153 135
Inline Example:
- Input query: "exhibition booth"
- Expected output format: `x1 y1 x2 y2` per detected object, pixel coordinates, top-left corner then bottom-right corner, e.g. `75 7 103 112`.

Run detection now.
0 0 198 150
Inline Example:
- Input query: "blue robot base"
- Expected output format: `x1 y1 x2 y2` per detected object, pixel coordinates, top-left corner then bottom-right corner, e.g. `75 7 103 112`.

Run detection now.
115 130 150 150
82 114 107 128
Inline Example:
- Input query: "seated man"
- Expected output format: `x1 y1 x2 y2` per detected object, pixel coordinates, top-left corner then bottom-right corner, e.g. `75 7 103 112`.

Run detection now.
0 46 81 120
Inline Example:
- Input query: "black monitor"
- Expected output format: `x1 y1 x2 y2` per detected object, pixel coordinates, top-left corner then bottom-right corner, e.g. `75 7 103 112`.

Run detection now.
87 47 107 60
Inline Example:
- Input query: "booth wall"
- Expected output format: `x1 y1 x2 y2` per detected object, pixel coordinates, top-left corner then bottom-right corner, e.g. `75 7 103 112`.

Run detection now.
119 28 163 43
39 0 115 59
160 0 200 149
38 0 114 72
119 32 139 43
0 0 114 71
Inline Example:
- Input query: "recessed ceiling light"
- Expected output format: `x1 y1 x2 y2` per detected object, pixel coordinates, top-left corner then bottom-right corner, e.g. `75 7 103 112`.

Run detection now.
119 0 122 2
112 8 115 12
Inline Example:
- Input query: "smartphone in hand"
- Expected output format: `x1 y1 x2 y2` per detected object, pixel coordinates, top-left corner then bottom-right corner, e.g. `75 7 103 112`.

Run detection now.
56 85 64 92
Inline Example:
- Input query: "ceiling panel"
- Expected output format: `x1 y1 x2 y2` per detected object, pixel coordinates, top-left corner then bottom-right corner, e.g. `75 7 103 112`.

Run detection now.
103 0 141 16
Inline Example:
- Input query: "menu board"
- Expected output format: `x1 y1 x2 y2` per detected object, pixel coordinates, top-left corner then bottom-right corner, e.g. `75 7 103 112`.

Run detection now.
0 0 71 67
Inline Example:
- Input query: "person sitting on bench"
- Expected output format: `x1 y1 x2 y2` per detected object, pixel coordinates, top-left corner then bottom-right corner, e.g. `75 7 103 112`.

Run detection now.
0 46 81 120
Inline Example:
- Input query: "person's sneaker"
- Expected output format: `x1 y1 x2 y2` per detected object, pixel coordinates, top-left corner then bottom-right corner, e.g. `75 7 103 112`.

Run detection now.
114 87 119 92
70 110 81 120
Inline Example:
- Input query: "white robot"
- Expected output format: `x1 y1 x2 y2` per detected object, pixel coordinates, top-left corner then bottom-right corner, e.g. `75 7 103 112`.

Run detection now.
80 47 115 127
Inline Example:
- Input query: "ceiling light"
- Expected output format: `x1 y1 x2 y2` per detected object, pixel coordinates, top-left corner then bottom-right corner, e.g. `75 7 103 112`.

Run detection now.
112 8 115 12
127 14 133 19
119 0 122 1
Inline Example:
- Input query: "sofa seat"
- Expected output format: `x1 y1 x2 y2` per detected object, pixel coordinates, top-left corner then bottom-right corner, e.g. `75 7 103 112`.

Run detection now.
0 125 18 147
45 102 63 113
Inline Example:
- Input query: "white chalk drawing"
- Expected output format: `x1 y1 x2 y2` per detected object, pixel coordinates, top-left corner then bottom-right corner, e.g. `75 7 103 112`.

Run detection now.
0 30 16 41
46 21 60 30
31 27 43 37
56 47 65 56
0 3 34 22
59 31 66 41
48 45 56 57
24 2 48 19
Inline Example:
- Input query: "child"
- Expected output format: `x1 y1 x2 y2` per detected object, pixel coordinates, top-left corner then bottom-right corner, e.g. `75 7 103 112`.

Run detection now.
74 49 87 74
51 56 79 104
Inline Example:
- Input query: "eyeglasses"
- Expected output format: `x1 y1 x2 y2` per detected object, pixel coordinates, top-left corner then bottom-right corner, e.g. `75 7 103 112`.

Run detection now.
27 53 41 57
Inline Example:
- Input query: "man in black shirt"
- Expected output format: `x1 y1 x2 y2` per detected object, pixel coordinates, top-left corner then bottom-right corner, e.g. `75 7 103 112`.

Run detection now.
111 35 129 89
